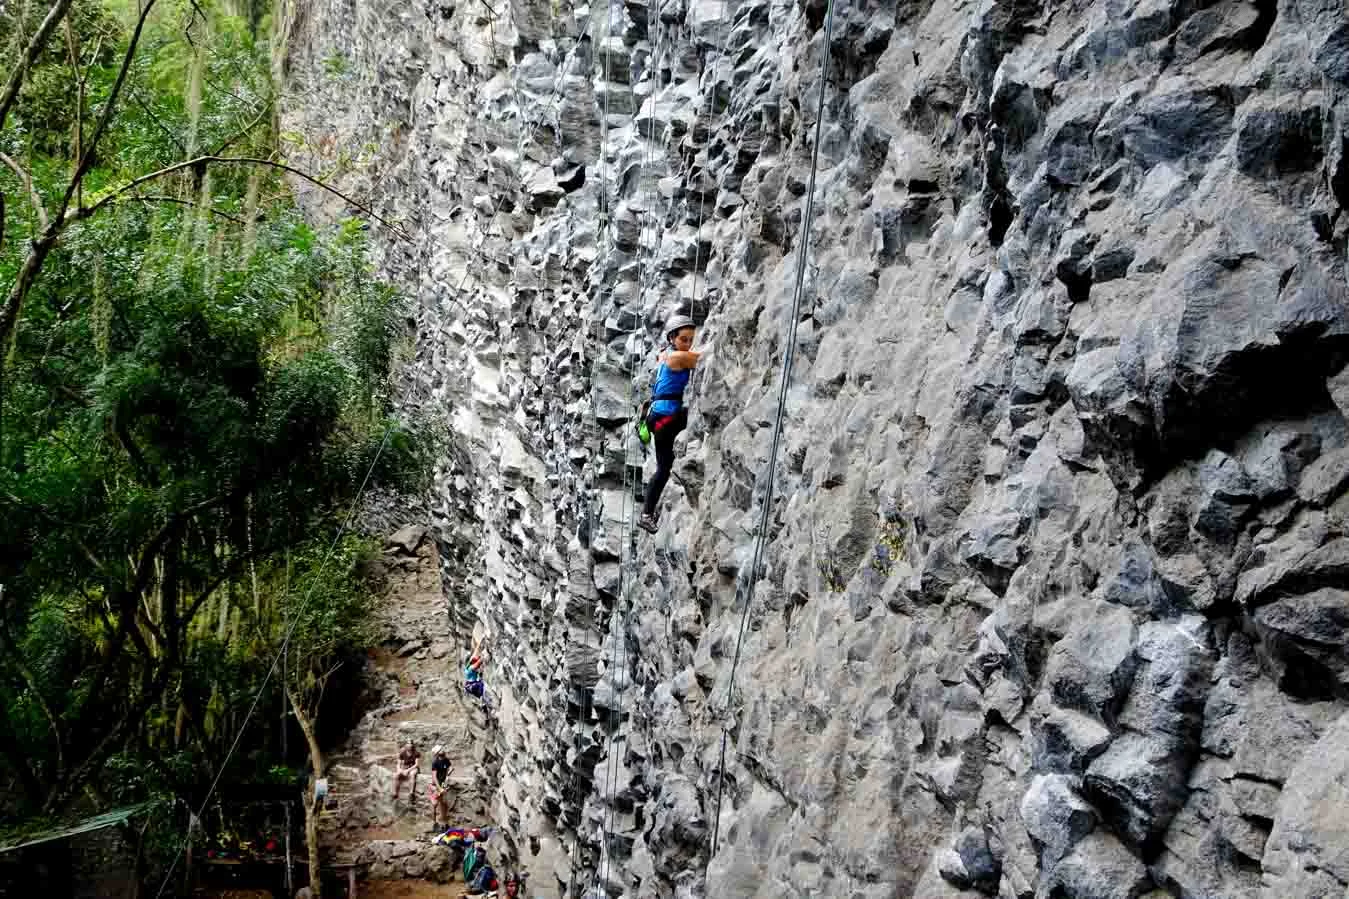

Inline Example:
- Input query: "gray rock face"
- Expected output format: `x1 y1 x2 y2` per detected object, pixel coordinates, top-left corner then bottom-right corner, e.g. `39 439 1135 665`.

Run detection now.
1263 711 1349 897
278 0 1349 895
1045 830 1151 899
1081 619 1212 849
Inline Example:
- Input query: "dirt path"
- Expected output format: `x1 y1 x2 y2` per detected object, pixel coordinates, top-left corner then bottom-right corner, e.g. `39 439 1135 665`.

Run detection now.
318 529 494 865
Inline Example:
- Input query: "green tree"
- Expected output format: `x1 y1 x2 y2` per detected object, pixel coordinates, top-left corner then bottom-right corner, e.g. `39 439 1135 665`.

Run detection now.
0 0 427 864
1 205 422 812
263 536 379 899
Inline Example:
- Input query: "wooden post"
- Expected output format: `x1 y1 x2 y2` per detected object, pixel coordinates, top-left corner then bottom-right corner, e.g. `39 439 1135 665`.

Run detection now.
284 800 294 895
183 811 197 895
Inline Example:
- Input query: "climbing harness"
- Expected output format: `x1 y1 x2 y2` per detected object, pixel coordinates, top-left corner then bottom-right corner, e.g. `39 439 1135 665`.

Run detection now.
636 391 686 444
630 137 704 455
566 0 625 889
708 0 840 861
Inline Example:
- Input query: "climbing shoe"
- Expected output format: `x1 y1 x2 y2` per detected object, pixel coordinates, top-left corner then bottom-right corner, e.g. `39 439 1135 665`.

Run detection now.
637 512 659 534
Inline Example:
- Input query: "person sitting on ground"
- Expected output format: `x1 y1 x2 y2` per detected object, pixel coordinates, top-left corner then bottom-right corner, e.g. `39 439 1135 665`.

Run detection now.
638 313 708 534
427 744 452 832
392 738 419 802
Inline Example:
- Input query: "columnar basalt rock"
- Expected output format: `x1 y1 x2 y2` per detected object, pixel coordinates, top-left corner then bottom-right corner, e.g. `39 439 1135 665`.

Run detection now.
280 0 1349 895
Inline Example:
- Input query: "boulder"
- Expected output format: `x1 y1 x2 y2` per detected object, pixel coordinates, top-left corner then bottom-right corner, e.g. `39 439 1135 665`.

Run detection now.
1020 774 1096 868
387 524 429 554
1254 588 1349 697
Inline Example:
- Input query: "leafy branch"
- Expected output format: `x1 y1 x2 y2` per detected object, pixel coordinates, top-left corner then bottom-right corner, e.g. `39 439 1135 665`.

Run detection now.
0 152 49 229
2 101 407 373
0 0 75 131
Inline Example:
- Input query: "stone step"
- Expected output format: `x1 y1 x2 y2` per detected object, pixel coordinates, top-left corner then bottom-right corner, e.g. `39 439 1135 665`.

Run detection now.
329 771 365 784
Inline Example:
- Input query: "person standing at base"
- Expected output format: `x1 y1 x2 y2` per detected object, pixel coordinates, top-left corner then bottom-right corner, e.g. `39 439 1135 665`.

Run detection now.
638 314 707 534
427 744 452 832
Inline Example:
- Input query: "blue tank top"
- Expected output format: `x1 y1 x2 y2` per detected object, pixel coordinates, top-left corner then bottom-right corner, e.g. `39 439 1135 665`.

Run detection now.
650 361 690 416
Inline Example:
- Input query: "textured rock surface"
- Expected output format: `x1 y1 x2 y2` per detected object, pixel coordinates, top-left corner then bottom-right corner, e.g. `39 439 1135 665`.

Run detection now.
277 0 1349 895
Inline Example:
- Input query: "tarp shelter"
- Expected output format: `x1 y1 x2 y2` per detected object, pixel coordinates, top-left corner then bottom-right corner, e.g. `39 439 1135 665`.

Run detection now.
0 802 154 854
0 802 154 899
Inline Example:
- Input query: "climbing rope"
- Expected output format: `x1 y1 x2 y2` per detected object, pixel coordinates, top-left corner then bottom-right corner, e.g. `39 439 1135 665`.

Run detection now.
590 0 629 892
592 0 679 889
587 1 741 889
572 3 615 890
467 0 585 690
473 28 621 894
568 2 618 887
597 38 652 899
708 0 838 860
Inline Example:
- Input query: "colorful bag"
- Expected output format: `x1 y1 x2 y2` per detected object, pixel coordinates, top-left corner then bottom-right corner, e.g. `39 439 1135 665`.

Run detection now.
463 844 481 881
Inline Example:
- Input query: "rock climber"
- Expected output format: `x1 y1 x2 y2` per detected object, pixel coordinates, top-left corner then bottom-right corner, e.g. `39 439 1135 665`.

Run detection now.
427 744 452 832
392 738 419 803
464 635 487 701
464 653 485 698
637 313 707 534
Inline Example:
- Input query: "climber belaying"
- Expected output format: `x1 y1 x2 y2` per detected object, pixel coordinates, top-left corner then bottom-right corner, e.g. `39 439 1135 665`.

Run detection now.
427 744 452 832
637 313 707 534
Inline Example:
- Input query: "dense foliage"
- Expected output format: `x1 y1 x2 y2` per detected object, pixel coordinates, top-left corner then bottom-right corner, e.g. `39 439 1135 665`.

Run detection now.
0 0 426 867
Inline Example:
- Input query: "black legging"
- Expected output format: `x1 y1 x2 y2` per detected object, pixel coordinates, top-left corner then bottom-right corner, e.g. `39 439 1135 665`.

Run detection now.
643 408 688 517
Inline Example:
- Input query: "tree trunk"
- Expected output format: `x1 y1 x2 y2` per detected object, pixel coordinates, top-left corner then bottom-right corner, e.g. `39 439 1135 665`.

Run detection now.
290 689 323 899
305 795 321 899
289 687 324 780
125 814 150 899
